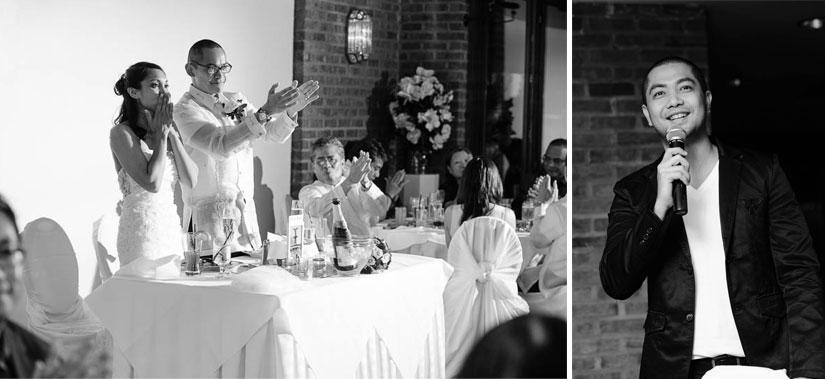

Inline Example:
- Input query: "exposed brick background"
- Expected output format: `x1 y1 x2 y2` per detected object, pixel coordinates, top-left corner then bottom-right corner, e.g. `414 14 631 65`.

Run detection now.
571 4 709 378
291 0 470 195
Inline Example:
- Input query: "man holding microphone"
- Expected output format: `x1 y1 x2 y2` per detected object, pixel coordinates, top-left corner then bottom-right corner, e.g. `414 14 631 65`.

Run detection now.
600 56 825 379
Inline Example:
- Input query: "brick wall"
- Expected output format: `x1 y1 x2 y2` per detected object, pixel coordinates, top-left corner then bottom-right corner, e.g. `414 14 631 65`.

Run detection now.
292 0 470 195
292 0 401 194
571 4 709 378
399 0 469 167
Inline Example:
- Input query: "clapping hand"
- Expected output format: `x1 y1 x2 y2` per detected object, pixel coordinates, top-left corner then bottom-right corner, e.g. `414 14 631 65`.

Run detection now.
346 151 373 188
528 175 558 204
143 93 174 148
262 81 300 115
286 80 321 118
386 170 409 199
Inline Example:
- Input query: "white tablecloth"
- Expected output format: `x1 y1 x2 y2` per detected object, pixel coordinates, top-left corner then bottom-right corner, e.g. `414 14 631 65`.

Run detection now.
86 254 452 378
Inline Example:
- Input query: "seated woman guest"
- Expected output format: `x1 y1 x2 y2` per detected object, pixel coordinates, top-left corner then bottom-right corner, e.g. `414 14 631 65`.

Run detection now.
444 157 516 247
0 195 53 377
439 147 472 207
110 62 198 265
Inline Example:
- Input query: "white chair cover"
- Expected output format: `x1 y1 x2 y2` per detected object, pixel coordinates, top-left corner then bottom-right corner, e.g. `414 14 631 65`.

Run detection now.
22 218 113 368
443 216 529 377
92 212 120 284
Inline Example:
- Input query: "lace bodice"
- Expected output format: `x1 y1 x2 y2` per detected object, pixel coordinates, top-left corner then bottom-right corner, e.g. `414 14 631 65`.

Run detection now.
117 140 178 199
115 139 183 265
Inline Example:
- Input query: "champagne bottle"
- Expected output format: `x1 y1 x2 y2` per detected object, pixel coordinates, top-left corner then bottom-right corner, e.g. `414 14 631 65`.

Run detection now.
331 198 356 271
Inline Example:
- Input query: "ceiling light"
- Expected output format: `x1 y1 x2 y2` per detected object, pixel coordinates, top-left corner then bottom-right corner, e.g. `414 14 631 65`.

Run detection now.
800 17 825 30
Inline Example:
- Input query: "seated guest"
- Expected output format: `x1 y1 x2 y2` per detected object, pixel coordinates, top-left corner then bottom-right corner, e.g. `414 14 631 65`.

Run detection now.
0 195 53 377
456 314 566 378
439 147 473 206
514 138 567 218
298 137 388 236
518 196 567 320
444 157 516 247
346 137 408 222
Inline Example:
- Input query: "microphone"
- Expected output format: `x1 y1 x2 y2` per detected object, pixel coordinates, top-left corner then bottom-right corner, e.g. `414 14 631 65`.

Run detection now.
666 128 688 216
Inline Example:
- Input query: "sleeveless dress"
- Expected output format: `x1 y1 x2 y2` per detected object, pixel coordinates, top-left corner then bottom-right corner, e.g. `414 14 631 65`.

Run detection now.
116 139 183 265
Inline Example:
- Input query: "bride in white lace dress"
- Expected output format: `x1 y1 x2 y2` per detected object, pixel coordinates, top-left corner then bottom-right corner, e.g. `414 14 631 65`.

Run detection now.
110 62 198 265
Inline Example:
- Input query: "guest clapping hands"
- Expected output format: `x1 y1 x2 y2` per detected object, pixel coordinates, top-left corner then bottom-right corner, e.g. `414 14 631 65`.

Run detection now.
300 137 390 236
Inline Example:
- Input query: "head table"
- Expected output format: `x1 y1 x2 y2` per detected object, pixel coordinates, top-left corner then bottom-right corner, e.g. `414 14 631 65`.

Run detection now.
86 254 452 378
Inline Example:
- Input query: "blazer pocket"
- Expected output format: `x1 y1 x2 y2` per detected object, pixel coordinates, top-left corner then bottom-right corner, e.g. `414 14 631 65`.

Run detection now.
644 310 666 334
758 293 786 319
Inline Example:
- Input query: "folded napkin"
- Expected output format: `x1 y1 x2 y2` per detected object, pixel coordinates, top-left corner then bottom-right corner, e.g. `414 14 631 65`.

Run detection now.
114 255 181 280
230 266 308 294
702 366 788 379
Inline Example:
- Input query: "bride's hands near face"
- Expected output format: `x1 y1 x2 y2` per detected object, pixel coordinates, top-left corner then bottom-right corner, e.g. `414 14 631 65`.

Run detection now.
144 93 174 147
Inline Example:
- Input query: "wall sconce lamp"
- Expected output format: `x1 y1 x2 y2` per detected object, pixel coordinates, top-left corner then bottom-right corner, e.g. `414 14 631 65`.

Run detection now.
346 9 372 64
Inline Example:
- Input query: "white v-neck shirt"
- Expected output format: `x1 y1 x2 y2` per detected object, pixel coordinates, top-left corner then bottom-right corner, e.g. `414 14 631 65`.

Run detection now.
682 160 746 359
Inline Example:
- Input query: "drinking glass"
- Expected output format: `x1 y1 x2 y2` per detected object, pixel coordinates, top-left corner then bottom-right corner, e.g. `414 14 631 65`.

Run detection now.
182 232 200 276
409 196 420 213
394 207 407 225
291 200 304 216
520 200 536 232
429 191 444 225
215 201 238 278
214 245 232 278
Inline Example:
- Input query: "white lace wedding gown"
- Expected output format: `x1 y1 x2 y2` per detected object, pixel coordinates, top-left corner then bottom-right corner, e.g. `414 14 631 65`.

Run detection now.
116 140 183 265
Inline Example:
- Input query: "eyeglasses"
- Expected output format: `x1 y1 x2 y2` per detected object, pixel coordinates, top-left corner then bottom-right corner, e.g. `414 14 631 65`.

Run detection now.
543 156 566 165
0 248 23 261
189 61 232 76
314 156 339 167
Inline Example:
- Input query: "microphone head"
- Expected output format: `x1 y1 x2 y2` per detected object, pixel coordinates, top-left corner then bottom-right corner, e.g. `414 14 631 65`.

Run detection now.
666 128 686 142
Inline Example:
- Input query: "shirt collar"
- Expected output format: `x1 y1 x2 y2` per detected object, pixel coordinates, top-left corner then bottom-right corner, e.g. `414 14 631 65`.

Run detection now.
188 84 225 108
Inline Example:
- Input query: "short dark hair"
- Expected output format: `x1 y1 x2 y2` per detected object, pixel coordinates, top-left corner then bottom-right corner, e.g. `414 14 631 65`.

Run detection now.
641 56 708 105
188 39 224 63
349 137 387 162
0 195 18 236
549 138 566 148
458 157 503 224
310 136 345 162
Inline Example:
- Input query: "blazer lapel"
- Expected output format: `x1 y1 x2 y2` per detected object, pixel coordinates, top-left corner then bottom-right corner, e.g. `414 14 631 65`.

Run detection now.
718 148 743 255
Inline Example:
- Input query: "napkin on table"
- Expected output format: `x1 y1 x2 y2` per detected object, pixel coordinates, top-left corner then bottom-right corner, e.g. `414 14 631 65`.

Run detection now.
114 255 181 280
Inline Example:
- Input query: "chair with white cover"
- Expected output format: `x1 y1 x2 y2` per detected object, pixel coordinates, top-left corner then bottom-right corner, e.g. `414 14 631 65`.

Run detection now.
21 218 112 373
92 212 120 286
443 216 529 377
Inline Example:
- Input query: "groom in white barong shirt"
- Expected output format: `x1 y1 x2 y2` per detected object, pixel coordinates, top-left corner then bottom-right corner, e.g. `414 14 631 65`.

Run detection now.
299 137 391 236
174 39 319 252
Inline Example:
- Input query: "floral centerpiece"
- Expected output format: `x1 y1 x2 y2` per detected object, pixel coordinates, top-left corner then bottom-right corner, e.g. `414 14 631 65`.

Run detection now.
389 67 454 172
361 237 392 274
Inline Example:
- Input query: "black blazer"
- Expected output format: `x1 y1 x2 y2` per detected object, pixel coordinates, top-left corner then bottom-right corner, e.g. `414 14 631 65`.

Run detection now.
600 141 825 379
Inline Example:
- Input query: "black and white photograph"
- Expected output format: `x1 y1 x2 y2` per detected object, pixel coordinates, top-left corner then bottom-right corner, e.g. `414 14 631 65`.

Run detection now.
0 0 568 377
573 2 825 379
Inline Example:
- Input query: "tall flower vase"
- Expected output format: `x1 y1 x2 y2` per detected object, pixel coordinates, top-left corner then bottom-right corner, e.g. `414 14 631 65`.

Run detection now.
410 150 430 174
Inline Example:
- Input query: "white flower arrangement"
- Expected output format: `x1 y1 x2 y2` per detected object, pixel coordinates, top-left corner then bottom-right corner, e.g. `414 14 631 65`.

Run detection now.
389 67 454 151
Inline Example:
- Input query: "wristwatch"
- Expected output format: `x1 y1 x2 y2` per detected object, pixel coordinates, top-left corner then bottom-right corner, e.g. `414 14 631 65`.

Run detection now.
255 108 270 123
